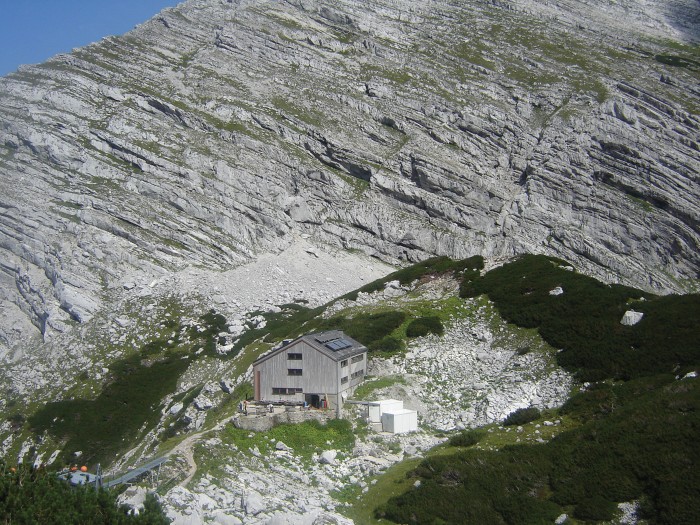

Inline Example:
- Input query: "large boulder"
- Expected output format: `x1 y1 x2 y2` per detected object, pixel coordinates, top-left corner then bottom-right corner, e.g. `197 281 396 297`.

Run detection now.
319 450 338 465
242 490 266 516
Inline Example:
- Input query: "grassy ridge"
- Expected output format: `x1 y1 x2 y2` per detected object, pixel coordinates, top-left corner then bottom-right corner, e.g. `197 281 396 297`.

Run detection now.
342 256 483 301
461 255 700 381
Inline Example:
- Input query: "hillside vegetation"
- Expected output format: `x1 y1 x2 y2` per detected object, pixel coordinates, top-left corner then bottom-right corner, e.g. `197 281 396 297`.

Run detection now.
5 254 699 524
461 255 698 381
27 308 229 467
377 255 700 524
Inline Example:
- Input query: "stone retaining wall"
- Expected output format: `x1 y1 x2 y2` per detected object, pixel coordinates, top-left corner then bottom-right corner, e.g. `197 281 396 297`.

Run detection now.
232 409 334 432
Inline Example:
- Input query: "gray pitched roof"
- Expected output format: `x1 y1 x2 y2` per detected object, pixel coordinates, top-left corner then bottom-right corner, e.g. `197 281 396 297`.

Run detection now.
253 330 367 366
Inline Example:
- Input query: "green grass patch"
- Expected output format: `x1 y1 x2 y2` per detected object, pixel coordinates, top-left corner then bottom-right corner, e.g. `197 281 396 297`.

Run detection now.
352 375 408 400
360 64 412 84
220 419 354 462
53 200 83 210
271 96 326 128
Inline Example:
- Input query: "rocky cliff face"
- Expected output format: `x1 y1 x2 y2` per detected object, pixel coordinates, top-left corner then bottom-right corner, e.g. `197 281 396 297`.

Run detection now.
0 0 698 351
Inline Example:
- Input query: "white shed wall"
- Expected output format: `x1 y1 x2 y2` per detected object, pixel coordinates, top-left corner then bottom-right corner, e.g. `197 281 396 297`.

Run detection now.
381 409 418 434
368 399 404 423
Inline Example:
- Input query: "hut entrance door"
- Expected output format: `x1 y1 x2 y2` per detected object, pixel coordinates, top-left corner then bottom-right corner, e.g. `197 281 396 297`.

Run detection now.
306 394 321 408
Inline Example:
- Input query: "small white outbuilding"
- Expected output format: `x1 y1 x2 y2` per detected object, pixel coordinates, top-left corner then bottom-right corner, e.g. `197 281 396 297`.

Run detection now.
381 408 418 434
367 399 404 424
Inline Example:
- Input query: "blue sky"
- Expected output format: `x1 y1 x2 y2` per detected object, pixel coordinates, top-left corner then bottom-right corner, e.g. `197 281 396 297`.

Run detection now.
0 1 180 77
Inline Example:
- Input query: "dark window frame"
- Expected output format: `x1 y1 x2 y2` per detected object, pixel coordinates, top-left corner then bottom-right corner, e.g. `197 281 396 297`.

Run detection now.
287 368 303 376
287 353 303 360
272 387 303 395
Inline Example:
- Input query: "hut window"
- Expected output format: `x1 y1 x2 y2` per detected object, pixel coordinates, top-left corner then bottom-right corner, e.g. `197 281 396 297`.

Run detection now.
288 368 303 376
273 387 303 395
287 353 302 360
341 360 348 368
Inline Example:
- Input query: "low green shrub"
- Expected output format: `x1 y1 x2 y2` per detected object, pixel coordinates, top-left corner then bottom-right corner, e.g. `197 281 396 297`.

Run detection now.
516 345 531 356
574 495 618 521
0 463 170 524
367 335 404 354
30 350 190 467
457 257 485 297
559 383 615 421
655 54 699 69
406 316 444 338
6 413 25 432
503 407 540 426
449 430 483 447
316 310 407 352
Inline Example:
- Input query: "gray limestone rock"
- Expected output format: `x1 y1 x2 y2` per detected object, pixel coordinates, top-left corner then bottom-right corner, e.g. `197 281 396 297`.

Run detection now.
219 380 234 394
319 450 337 465
213 513 243 525
0 0 697 355
242 490 266 516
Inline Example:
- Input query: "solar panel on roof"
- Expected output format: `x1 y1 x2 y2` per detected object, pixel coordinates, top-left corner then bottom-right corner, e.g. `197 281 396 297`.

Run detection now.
325 338 352 351
315 332 341 343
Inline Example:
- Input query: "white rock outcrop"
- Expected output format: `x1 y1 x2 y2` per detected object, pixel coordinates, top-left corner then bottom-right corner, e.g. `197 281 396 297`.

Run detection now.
621 310 644 326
